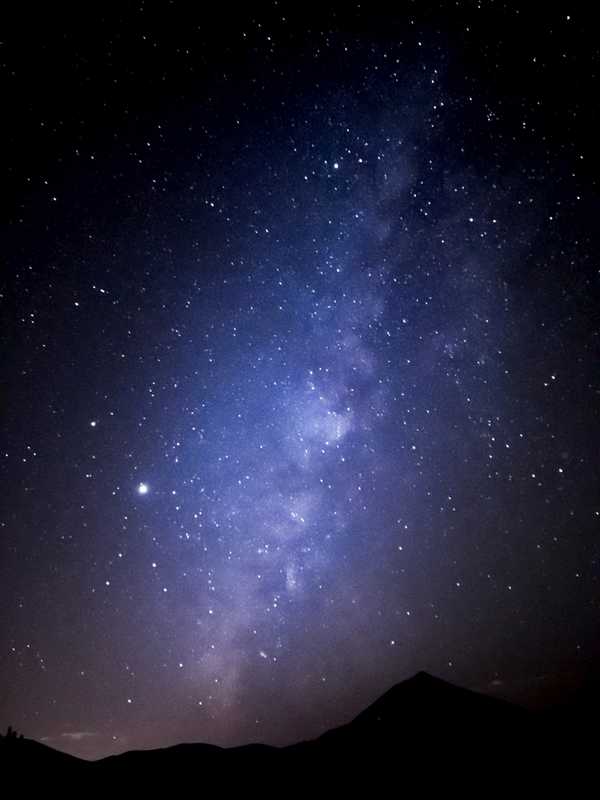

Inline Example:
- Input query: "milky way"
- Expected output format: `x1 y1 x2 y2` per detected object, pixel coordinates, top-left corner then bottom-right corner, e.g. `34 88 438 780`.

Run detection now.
2 5 598 759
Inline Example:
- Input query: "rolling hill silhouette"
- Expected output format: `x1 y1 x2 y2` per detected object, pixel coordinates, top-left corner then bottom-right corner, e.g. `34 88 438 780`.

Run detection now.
1 671 587 789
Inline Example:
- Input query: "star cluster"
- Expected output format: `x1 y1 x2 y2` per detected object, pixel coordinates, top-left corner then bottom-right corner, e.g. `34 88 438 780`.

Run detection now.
2 4 598 759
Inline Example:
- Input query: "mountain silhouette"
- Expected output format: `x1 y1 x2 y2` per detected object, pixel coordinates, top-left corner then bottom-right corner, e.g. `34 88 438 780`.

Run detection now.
1 672 586 789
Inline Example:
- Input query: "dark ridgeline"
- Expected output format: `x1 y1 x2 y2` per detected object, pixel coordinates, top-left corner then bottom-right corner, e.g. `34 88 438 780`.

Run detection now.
0 672 591 790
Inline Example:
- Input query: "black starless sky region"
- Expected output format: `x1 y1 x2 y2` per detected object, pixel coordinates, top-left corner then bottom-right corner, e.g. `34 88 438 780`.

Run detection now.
1 3 599 761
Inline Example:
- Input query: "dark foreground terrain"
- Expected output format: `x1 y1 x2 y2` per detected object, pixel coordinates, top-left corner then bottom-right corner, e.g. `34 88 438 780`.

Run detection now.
1 672 592 790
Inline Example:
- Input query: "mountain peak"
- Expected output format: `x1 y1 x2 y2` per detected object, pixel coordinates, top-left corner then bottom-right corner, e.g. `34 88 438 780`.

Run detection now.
378 670 453 697
409 670 442 683
347 670 525 735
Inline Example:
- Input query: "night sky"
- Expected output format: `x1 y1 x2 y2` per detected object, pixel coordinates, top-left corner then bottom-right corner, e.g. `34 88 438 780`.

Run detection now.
2 3 599 761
